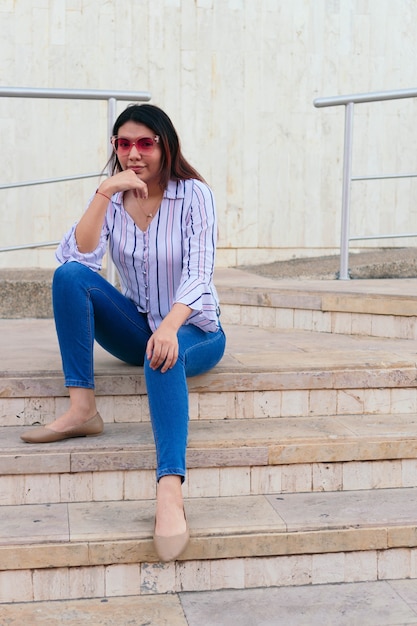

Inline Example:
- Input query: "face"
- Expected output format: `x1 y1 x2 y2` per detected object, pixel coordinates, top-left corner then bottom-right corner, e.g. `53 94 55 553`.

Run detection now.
113 121 162 187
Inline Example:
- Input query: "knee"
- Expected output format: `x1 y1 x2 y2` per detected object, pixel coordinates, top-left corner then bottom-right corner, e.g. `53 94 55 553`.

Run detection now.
53 262 91 293
54 261 87 281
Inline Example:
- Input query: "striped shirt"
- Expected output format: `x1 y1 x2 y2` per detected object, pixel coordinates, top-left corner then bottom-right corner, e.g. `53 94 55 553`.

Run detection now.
56 178 221 333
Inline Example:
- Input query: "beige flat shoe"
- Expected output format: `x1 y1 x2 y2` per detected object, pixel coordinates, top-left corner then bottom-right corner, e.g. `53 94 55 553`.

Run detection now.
20 412 104 443
153 511 189 562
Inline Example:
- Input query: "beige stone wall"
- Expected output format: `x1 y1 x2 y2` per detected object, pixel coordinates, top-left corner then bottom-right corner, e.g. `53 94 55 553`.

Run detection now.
1 0 417 269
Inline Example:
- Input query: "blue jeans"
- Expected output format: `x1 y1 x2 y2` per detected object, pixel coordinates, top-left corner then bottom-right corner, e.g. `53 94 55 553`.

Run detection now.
52 262 226 481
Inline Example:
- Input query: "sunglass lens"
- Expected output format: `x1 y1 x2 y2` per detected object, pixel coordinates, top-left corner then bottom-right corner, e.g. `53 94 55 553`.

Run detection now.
138 138 155 151
116 138 132 152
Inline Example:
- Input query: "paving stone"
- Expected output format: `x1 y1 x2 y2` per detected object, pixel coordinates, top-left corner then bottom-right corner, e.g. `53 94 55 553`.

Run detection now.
2 579 417 625
180 580 417 626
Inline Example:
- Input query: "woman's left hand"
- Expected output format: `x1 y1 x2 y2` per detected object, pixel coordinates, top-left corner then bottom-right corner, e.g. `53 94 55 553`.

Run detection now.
146 325 179 373
146 303 191 372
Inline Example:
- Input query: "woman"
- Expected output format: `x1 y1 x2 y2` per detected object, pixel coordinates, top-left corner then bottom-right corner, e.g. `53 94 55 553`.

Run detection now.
21 104 226 562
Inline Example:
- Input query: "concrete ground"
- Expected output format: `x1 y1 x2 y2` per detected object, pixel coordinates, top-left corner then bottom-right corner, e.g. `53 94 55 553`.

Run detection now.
240 246 417 280
2 579 417 625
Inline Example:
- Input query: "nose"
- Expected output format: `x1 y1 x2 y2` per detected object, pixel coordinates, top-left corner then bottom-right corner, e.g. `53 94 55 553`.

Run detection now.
128 144 141 157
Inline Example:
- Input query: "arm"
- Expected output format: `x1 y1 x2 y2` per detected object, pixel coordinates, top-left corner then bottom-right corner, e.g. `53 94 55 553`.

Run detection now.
75 170 149 252
74 189 112 253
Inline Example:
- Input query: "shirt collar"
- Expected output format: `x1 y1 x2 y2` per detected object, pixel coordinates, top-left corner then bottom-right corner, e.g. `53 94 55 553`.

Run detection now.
166 179 185 199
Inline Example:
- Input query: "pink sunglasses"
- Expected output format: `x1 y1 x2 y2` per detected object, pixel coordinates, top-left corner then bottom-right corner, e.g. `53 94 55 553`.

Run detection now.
111 135 160 155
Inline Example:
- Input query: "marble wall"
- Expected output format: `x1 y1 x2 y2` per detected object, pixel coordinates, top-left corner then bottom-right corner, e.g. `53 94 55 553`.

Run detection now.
1 0 417 268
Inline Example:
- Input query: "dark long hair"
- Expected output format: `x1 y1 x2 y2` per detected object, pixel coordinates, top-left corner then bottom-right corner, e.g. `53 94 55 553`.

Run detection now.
108 104 206 189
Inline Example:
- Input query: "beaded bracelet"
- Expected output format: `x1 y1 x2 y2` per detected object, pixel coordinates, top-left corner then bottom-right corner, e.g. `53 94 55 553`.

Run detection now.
95 189 111 201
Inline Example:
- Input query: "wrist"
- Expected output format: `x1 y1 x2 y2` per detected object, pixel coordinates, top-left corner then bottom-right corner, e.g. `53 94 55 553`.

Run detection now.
162 303 192 331
159 317 181 333
97 178 117 197
95 188 112 202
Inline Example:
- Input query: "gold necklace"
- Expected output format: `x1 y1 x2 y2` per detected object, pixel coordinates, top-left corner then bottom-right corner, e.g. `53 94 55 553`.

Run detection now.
137 193 163 219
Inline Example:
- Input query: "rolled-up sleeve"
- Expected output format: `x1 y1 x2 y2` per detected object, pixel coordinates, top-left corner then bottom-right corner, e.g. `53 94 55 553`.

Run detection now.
174 181 219 327
55 209 110 271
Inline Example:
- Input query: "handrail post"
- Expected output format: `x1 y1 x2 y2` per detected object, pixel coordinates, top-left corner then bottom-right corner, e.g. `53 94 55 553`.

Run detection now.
106 97 117 286
107 97 117 150
315 87 417 280
339 102 354 280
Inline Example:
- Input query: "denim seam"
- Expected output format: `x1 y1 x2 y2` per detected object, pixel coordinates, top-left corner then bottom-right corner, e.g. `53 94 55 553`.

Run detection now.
157 468 186 482
86 287 94 386
182 326 226 373
64 379 95 389
87 286 151 334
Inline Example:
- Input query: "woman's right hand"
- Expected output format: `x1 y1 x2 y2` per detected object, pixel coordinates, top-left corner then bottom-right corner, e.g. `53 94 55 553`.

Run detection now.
99 169 149 200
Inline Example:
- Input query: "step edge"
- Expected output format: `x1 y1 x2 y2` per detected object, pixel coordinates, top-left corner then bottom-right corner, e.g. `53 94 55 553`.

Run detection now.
0 523 414 571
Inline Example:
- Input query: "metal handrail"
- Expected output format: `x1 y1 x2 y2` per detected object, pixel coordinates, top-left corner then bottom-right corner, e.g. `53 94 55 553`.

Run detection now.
0 87 151 281
0 241 60 252
314 87 417 279
0 173 102 190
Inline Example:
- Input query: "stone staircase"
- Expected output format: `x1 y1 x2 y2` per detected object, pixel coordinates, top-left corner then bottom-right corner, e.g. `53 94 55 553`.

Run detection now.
1 268 417 609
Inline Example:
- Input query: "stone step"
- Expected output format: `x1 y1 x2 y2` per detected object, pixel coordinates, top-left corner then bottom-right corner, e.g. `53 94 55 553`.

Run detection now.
2 267 417 341
2 319 417 427
0 268 53 319
217 269 417 340
1 488 417 603
2 415 417 506
2 277 417 606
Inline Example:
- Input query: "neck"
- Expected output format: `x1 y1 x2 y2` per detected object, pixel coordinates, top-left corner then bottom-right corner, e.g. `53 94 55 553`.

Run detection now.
147 183 164 199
